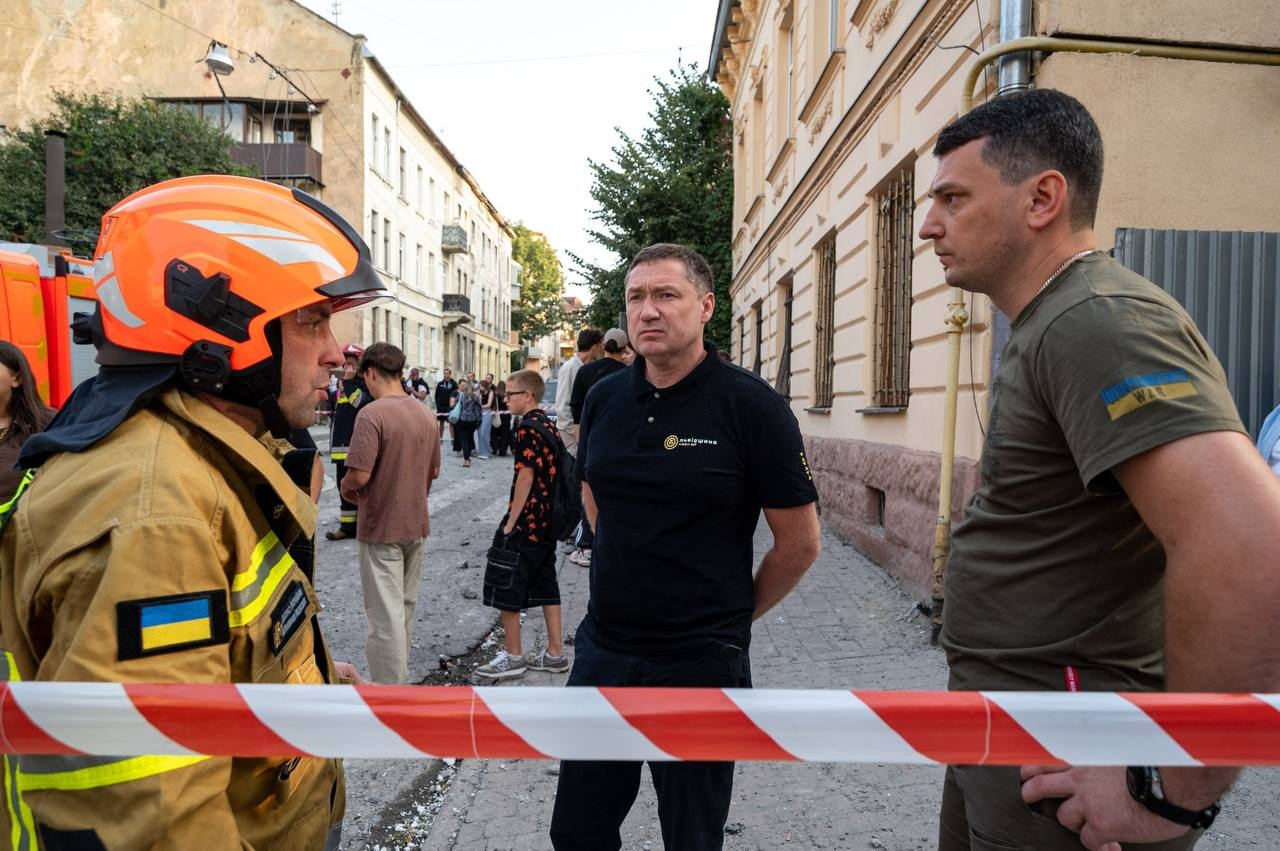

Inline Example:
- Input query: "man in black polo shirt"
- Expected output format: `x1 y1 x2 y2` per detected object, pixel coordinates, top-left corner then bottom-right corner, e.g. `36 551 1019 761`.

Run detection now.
549 244 821 851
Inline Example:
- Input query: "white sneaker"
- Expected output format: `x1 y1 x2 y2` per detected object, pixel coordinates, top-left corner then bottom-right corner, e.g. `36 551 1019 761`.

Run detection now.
569 548 592 567
472 650 526 682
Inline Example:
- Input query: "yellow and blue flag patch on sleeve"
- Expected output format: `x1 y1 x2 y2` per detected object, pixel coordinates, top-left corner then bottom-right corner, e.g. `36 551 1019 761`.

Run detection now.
1100 368 1199 421
117 591 230 661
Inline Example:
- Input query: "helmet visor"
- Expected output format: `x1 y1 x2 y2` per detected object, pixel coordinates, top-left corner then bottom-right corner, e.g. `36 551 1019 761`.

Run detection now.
318 253 393 313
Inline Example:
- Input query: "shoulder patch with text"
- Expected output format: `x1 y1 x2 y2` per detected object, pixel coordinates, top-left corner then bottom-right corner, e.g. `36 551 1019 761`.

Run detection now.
269 580 310 656
117 591 230 661
1099 369 1198 420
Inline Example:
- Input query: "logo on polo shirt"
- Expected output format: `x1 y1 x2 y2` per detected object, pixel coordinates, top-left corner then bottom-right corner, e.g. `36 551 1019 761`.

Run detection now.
663 434 719 450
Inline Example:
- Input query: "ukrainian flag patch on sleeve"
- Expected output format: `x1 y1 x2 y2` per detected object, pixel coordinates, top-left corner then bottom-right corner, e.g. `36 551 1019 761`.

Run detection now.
117 591 230 661
1099 368 1199 420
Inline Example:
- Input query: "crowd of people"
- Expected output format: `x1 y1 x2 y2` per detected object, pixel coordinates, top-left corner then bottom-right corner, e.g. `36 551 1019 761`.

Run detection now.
2 90 1280 851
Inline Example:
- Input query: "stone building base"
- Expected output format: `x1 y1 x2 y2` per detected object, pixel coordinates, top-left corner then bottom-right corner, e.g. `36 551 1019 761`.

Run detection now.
804 435 981 601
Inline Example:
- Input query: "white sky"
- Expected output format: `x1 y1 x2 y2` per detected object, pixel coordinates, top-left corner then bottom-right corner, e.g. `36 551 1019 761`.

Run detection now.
296 0 722 299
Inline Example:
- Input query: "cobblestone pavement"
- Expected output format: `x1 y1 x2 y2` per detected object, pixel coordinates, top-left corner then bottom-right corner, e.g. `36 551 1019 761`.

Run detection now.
309 425 1279 850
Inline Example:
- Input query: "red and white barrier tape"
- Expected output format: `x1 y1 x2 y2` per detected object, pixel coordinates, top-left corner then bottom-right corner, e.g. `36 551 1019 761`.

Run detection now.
0 684 1277 765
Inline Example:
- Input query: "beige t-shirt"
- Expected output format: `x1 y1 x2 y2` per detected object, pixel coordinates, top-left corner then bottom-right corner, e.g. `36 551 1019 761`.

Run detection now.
345 394 440 543
942 253 1245 692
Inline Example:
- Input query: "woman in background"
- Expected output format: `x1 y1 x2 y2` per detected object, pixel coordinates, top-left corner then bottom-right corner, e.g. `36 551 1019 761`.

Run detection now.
491 380 511 456
455 379 483 467
0 342 56 501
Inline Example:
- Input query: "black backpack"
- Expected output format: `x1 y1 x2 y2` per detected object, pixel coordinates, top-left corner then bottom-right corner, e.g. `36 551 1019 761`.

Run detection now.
521 418 582 543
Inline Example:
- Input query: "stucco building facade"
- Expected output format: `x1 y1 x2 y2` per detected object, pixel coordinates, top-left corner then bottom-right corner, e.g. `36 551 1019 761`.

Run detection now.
1 0 517 383
710 0 1280 596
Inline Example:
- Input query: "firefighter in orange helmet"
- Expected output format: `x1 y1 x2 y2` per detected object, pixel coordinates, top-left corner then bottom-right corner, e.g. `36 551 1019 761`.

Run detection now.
0 176 389 849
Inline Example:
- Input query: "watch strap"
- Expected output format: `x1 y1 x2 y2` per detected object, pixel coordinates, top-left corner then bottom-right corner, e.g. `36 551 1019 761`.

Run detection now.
1126 766 1220 830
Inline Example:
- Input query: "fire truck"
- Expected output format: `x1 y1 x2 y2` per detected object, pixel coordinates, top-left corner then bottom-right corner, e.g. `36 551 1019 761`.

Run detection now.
0 242 98 407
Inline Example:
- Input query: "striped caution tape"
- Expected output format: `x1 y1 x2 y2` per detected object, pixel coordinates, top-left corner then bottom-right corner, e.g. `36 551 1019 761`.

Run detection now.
1 684 1278 765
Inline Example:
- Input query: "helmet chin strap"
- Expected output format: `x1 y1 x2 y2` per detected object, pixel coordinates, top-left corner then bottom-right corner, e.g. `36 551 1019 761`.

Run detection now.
203 319 293 440
253 320 292 440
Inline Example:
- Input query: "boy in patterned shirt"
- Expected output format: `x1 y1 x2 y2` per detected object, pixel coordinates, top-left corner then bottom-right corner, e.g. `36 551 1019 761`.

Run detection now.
474 369 568 680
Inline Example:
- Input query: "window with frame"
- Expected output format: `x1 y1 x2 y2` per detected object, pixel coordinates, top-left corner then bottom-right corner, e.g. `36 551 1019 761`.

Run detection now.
383 128 391 177
382 218 391 271
774 279 794 400
398 148 407 197
775 4 795 147
812 233 836 409
416 166 424 209
274 116 309 144
415 243 423 287
870 165 915 408
753 301 764 375
751 83 765 198
369 212 379 267
398 233 406 280
370 115 379 168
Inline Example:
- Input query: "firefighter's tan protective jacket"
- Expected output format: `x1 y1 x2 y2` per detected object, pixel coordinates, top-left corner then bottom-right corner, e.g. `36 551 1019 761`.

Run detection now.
0 388 344 850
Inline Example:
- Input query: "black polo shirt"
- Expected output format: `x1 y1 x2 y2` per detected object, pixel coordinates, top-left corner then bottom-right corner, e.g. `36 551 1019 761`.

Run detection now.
577 341 817 655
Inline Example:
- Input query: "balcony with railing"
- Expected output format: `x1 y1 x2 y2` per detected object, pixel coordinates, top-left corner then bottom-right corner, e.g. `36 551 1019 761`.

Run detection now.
443 292 472 327
232 143 323 187
441 224 468 254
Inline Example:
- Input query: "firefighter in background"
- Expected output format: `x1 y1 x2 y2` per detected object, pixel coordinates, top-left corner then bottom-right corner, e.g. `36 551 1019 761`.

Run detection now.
0 175 389 849
327 342 370 540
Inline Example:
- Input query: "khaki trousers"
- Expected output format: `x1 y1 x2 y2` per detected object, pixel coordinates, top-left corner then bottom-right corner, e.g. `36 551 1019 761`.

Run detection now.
358 539 426 684
560 422 579 455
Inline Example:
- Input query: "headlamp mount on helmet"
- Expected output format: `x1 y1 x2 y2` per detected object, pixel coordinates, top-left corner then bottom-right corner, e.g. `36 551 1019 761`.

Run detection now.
165 259 263 343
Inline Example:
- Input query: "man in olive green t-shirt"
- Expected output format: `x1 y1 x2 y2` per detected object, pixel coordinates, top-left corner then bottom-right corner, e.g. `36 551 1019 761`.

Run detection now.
919 89 1280 851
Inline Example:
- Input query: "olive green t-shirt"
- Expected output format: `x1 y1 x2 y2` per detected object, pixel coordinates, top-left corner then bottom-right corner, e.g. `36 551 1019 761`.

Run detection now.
942 253 1245 692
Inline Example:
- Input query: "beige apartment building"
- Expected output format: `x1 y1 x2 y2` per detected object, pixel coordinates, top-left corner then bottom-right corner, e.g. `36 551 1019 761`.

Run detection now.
1 0 517 383
710 0 1280 595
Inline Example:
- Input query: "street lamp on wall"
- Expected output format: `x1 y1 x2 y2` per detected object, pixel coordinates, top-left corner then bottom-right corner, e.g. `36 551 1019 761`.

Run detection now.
204 41 235 76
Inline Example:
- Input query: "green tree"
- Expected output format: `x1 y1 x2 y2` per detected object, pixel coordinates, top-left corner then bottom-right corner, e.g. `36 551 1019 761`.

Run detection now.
511 224 566 342
572 61 732 346
0 91 255 251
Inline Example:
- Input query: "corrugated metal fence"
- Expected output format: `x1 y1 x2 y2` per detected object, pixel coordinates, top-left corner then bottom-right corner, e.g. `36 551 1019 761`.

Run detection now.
1114 229 1280 438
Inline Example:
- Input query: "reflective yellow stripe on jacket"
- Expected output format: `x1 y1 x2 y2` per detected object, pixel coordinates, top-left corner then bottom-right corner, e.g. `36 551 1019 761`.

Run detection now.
1 652 211 850
1 653 36 851
0 471 35 536
230 532 295 628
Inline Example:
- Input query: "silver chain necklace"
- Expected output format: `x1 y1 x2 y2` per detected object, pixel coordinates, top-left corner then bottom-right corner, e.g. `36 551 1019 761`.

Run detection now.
1034 249 1101 300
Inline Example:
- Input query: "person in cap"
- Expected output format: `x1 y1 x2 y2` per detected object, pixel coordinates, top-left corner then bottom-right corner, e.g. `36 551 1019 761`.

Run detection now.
339 342 441 685
565 327 631 567
0 175 387 849
327 341 372 540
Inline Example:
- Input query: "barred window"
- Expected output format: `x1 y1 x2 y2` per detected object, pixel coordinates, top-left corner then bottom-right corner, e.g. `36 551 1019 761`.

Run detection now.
774 280 794 400
872 166 914 408
813 234 836 409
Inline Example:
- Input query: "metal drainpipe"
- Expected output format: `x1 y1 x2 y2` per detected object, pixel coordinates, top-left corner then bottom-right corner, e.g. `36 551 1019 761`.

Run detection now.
997 0 1034 94
44 130 67 247
929 33 1280 645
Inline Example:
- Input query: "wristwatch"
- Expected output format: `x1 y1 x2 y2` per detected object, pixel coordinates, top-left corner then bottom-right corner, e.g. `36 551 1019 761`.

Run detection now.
1125 766 1220 830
